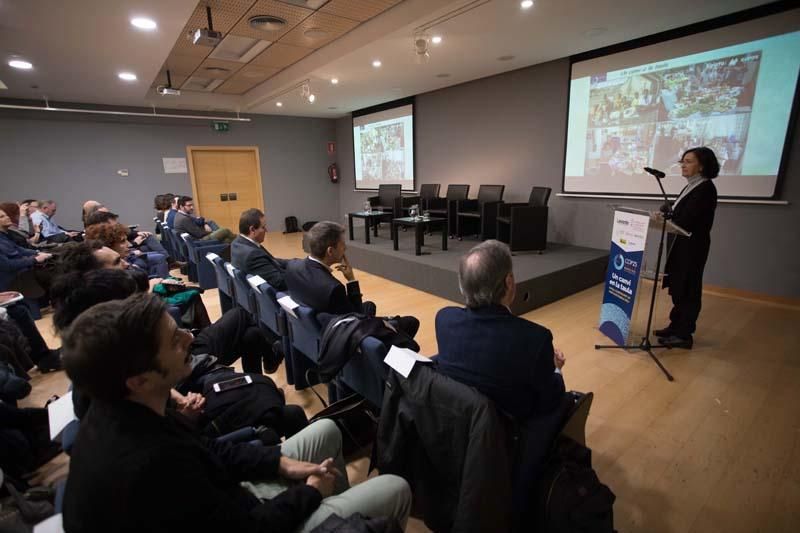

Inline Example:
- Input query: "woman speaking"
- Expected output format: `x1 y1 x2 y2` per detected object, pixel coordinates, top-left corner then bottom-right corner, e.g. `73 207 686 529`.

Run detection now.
657 146 719 349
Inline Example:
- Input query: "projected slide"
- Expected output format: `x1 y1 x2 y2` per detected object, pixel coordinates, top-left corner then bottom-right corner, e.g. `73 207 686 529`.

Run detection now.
564 14 800 199
353 103 414 191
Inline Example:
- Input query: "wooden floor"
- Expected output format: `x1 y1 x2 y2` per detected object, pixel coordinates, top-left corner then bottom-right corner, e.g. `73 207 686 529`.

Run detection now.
22 231 800 532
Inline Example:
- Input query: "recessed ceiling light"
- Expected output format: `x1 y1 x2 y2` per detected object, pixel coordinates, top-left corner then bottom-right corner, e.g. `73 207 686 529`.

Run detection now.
131 17 157 30
520 0 534 9
431 36 442 44
372 60 382 68
497 55 515 61
276 101 283 107
308 94 315 103
118 72 137 81
331 78 339 84
8 60 33 70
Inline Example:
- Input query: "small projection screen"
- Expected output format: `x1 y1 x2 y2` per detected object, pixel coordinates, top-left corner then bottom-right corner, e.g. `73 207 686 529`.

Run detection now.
563 9 800 199
352 98 415 191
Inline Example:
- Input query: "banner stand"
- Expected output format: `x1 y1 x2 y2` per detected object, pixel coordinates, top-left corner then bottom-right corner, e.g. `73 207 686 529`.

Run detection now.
595 206 689 382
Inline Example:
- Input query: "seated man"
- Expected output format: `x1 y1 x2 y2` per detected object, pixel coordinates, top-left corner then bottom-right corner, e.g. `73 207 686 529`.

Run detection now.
435 240 566 421
85 210 182 269
30 200 81 243
231 208 289 291
61 293 411 532
285 221 373 326
173 195 235 244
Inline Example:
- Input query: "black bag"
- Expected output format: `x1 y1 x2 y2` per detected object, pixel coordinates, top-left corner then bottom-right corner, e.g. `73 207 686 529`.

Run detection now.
306 373 378 460
537 436 616 533
285 216 300 233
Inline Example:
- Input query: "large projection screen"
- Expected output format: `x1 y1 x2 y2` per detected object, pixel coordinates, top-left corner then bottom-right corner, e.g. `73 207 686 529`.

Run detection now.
564 10 800 199
352 100 415 191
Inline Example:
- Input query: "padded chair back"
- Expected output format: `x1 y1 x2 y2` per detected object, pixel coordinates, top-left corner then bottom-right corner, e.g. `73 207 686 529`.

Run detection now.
528 186 552 207
285 303 323 363
445 184 470 201
477 184 505 203
378 184 402 204
227 263 257 317
559 391 593 446
250 277 282 334
419 183 441 200
206 253 234 313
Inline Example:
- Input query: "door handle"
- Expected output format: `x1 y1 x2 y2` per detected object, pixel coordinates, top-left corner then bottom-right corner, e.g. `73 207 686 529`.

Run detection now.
220 193 228 201
228 192 238 201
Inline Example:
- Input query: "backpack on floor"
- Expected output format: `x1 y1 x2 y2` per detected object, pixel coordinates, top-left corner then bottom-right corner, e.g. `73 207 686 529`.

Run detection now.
537 436 616 533
284 216 299 234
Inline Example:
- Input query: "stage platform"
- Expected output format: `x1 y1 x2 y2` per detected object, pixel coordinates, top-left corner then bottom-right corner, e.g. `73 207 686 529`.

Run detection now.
345 228 609 315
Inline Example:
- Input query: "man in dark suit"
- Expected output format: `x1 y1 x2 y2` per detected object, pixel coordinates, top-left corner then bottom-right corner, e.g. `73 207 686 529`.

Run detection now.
285 221 373 325
173 196 235 244
435 240 566 421
231 208 289 291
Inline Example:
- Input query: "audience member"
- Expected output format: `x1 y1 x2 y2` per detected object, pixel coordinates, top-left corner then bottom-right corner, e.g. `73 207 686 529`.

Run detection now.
0 206 52 291
81 200 103 226
61 293 411 532
18 199 39 236
0 202 42 247
231 208 289 291
30 200 81 243
173 196 235 244
85 222 169 278
285 221 375 326
165 195 179 228
85 209 179 268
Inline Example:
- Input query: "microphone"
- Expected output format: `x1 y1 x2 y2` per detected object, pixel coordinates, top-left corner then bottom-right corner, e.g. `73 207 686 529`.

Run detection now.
643 167 666 179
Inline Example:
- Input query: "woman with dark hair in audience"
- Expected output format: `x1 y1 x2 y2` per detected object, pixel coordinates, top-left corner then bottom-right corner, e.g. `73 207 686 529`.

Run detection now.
0 202 43 248
656 146 719 349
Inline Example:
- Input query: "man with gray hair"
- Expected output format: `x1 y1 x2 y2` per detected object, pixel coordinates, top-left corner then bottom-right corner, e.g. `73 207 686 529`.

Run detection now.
435 239 566 421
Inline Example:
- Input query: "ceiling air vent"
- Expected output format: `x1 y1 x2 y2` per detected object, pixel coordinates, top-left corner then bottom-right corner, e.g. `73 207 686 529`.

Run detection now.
249 15 287 32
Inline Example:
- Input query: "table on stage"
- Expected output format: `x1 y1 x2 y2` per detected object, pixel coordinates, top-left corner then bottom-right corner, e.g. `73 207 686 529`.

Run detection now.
347 210 394 244
391 216 448 256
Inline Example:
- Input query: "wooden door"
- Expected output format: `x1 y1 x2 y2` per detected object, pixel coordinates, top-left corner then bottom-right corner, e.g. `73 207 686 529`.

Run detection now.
187 147 264 232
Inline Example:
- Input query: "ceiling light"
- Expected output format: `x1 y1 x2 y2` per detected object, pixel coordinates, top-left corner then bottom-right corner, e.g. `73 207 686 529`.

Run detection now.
331 78 339 85
432 36 442 44
276 101 283 107
301 82 315 104
8 60 33 70
308 94 315 103
372 60 382 68
118 72 137 81
131 17 157 30
414 32 430 64
303 28 329 40
520 0 534 9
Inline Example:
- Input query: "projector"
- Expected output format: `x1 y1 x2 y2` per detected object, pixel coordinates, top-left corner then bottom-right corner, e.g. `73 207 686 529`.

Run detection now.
156 85 181 96
193 28 223 47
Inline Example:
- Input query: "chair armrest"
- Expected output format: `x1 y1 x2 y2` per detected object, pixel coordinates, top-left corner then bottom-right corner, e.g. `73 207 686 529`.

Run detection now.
427 197 447 210
498 202 527 217
193 239 225 248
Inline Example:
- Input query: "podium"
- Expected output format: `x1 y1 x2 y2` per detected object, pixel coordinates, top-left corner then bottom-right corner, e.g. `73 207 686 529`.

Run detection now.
595 206 689 381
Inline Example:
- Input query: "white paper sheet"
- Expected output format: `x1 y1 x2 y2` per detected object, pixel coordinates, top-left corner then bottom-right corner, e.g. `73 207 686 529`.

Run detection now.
48 391 77 440
277 295 299 319
34 513 63 533
383 345 432 378
162 157 187 174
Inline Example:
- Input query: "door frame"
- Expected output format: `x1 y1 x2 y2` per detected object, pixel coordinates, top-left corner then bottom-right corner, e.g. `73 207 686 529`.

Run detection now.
185 145 265 217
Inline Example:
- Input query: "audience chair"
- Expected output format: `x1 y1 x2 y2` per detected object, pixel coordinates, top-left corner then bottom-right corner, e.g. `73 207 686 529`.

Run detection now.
456 184 505 240
496 186 551 253
426 184 470 237
558 391 593 447
226 263 258 319
250 277 294 384
367 184 403 220
181 233 227 289
205 253 234 313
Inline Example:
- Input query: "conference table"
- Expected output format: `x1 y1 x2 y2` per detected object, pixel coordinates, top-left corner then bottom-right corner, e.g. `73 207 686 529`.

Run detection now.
347 210 394 244
391 216 448 256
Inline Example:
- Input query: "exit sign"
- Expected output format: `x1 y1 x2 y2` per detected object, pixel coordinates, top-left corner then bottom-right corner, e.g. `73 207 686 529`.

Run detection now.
212 121 230 132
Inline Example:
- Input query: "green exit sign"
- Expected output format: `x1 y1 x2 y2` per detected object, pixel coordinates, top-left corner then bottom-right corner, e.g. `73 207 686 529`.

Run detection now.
212 121 230 132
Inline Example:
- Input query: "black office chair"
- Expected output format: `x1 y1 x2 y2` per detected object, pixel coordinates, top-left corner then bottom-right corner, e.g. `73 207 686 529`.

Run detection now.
427 184 470 237
368 184 402 219
456 184 505 240
401 183 441 215
496 186 551 253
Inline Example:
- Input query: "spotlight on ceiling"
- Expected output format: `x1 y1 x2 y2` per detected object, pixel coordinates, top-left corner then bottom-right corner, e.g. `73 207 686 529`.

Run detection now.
118 72 137 81
8 59 33 70
431 35 442 44
521 0 534 9
131 17 157 30
372 60 382 68
276 101 283 107
331 78 339 85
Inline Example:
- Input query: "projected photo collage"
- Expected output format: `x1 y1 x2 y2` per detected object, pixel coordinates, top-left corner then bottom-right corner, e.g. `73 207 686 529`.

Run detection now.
584 51 761 178
359 123 406 183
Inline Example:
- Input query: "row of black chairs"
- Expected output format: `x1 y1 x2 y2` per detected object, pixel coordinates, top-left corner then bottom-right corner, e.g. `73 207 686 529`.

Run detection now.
368 184 551 252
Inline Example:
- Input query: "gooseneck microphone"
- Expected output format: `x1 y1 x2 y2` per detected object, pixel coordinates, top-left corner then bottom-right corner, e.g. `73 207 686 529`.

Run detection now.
643 167 666 179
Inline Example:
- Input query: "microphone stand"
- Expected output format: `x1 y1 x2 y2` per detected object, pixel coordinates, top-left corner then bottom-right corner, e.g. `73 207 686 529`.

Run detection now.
595 171 674 381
